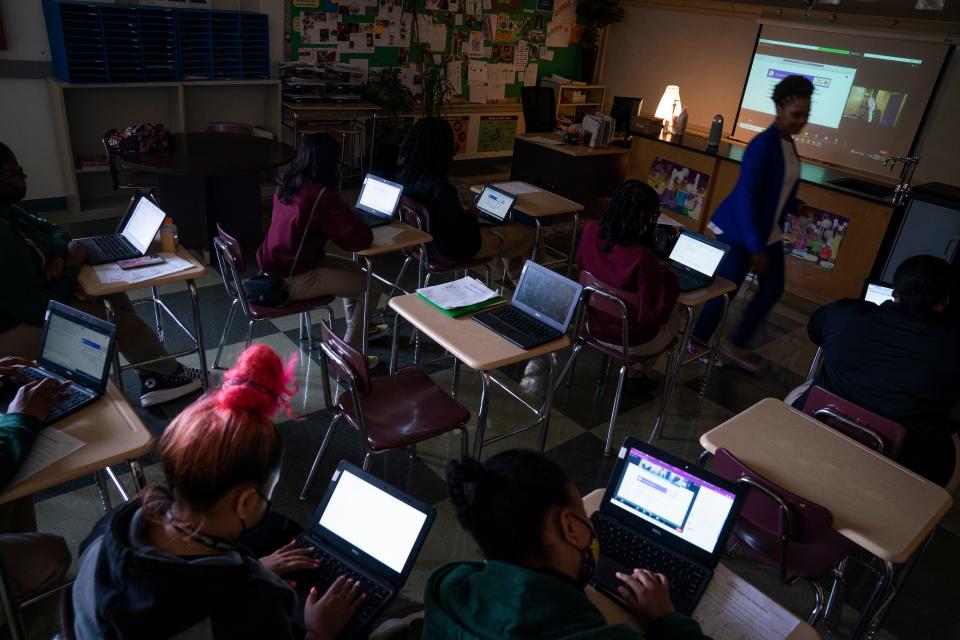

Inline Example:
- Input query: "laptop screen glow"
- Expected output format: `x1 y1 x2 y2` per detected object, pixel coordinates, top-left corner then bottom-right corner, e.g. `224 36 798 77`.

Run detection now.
121 197 167 255
511 262 582 333
476 186 513 220
357 175 402 218
864 283 894 306
609 447 737 555
318 469 428 573
669 234 725 278
41 312 112 382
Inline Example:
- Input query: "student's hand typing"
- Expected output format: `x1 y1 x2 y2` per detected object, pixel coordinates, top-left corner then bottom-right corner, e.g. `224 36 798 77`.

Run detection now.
615 569 675 624
0 357 32 385
8 378 71 421
260 540 321 577
303 575 365 640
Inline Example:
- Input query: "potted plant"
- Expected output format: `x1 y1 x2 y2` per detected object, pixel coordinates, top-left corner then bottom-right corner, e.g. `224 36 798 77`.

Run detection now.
576 0 624 82
364 67 415 177
421 57 454 118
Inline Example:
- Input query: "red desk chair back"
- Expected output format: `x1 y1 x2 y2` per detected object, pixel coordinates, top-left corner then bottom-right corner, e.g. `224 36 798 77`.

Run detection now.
802 386 906 459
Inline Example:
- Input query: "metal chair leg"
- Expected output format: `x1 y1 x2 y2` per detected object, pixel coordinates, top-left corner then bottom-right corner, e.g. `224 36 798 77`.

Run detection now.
0 556 27 640
300 413 342 500
362 451 372 471
555 342 583 392
604 364 628 456
460 426 469 457
244 319 255 350
805 577 826 627
590 355 612 424
212 298 239 369
824 558 848 635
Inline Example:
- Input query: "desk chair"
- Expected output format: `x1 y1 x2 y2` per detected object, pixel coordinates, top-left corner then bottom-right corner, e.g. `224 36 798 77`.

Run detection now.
713 447 854 626
0 557 73 640
101 129 159 194
211 225 335 369
300 323 471 499
802 386 906 459
521 87 557 134
555 271 679 455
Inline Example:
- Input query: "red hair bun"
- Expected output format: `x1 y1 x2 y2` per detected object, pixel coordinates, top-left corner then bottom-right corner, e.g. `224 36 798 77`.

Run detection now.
217 344 299 418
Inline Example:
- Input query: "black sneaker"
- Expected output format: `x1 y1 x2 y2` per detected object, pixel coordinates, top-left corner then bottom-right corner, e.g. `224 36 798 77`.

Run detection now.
139 365 204 408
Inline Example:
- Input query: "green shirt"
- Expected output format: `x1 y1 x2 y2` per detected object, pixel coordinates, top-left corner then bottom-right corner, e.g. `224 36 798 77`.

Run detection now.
0 412 43 490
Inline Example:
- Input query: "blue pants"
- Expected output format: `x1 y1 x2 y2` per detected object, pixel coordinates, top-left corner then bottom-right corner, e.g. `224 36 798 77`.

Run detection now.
692 239 785 348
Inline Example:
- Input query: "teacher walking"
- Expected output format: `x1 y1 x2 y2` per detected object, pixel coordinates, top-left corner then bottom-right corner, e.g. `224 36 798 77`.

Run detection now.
691 74 814 372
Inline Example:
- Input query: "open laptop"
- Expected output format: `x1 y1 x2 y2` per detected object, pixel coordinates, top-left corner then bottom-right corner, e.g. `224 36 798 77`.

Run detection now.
474 184 517 226
292 461 436 634
353 174 404 228
668 230 730 292
3 302 117 425
862 279 895 305
79 194 168 265
591 437 744 616
472 261 583 349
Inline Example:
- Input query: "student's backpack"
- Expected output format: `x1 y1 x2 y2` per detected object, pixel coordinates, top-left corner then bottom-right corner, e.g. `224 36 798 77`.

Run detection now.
107 123 175 154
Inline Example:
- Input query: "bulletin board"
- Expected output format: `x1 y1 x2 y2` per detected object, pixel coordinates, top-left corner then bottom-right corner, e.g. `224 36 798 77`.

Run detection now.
287 0 582 103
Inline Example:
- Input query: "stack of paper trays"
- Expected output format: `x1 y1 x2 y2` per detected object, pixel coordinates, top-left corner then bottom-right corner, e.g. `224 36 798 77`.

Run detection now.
416 277 505 318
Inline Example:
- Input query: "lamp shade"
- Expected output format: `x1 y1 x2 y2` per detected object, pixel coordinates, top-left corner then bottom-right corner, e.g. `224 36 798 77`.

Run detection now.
654 85 682 121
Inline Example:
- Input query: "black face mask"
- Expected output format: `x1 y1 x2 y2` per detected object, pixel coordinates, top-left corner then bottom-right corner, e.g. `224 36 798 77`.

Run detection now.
567 513 600 589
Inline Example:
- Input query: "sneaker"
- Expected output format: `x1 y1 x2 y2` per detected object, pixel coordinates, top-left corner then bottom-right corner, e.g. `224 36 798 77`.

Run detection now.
139 364 204 408
718 341 762 374
367 323 390 342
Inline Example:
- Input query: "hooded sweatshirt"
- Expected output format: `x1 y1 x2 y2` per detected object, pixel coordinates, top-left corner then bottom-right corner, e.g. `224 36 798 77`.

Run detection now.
423 560 710 640
72 499 298 640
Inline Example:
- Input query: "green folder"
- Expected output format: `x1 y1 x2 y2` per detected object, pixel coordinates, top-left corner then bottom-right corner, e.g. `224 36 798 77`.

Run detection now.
416 292 505 318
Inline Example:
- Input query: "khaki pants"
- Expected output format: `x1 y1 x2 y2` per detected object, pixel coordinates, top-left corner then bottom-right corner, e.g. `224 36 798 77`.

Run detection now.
596 307 683 376
285 255 381 348
475 223 536 280
0 294 176 376
0 497 71 614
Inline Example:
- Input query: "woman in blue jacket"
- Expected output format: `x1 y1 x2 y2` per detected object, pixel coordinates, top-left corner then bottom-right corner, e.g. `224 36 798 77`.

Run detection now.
691 75 814 372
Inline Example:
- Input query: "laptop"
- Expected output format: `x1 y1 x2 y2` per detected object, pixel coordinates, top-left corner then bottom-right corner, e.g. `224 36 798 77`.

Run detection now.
668 230 730 292
79 194 168 265
591 437 744 616
474 184 517 226
292 461 436 634
3 302 117 425
862 279 895 306
472 261 583 349
353 174 404 228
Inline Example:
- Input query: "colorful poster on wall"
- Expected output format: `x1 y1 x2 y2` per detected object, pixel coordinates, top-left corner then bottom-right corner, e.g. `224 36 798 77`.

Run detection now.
477 116 518 152
647 158 710 221
783 208 849 270
448 117 471 154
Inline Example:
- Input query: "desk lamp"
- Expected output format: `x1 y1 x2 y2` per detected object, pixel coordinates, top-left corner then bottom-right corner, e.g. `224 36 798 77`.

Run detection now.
655 85 682 133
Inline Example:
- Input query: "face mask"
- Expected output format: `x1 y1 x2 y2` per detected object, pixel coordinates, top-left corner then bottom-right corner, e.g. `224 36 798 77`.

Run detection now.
568 512 600 589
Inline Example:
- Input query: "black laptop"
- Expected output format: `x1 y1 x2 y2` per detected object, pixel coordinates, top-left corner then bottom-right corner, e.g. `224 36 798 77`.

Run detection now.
353 174 404 228
472 261 583 349
78 193 168 265
591 437 744 616
292 461 436 634
474 184 517 226
667 230 730 292
3 302 117 425
862 279 894 306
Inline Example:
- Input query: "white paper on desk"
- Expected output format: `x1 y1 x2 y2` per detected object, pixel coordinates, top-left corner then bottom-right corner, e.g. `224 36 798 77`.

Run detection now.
693 564 800 640
493 181 541 195
657 213 685 227
92 253 193 285
372 225 403 243
4 428 85 489
417 277 498 309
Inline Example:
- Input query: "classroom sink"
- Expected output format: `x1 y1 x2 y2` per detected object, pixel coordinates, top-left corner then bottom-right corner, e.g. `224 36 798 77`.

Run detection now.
828 177 895 200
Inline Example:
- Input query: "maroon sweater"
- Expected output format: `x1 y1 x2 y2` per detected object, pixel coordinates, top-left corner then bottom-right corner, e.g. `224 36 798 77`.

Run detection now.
257 183 373 277
575 221 679 345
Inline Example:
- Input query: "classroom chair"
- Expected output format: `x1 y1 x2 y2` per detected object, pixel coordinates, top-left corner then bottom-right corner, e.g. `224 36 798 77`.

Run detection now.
554 271 680 455
300 323 470 499
101 129 159 194
211 225 335 369
0 557 73 640
713 447 854 626
802 386 906 458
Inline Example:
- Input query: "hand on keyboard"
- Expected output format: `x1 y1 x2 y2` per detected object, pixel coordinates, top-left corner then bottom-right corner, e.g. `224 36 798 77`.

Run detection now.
614 568 676 624
304 575 365 640
8 377 72 422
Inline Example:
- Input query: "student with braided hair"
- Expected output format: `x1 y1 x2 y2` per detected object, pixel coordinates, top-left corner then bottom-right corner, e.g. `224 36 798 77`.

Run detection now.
72 345 365 640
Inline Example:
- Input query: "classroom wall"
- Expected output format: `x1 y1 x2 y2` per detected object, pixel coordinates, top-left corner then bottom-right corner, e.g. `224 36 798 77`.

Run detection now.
600 3 960 186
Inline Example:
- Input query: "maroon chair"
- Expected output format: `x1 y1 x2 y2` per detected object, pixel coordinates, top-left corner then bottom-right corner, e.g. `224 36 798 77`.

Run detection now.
713 447 855 626
300 323 471 498
802 386 906 459
206 122 254 136
555 270 679 455
212 224 335 368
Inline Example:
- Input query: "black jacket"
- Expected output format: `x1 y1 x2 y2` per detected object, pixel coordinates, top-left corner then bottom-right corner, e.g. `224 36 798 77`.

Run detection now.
401 177 482 261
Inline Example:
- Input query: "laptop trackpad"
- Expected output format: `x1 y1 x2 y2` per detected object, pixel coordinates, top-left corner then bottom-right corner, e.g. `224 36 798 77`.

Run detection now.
592 554 632 599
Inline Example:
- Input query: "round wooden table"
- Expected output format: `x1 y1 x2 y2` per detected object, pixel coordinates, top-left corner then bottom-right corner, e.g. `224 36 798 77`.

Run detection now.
119 132 294 258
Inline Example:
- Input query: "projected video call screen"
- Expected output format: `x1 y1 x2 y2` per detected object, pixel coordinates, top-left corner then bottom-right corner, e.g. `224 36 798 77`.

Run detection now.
734 25 949 176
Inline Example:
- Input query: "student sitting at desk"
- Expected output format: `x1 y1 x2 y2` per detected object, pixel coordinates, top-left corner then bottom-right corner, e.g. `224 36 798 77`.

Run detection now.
575 181 681 389
0 142 202 408
257 133 386 358
423 450 708 640
399 117 534 283
788 255 960 487
0 356 72 622
72 345 363 639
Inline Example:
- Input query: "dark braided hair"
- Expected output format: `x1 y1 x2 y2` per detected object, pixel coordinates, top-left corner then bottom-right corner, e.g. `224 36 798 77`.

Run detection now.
276 133 340 204
446 450 574 565
399 117 455 185
598 180 661 253
772 75 814 108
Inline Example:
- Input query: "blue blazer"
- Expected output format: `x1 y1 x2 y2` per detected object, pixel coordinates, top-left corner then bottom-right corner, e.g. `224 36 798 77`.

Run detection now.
710 124 800 255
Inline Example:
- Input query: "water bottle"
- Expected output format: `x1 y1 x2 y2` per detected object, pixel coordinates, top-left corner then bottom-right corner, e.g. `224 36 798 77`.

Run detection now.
160 216 178 253
707 114 724 147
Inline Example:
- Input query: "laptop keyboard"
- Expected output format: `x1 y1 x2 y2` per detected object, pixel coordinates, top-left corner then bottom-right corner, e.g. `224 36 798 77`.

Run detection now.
358 211 389 227
593 515 709 604
20 368 91 420
92 235 132 260
485 305 557 341
676 270 708 291
292 537 389 624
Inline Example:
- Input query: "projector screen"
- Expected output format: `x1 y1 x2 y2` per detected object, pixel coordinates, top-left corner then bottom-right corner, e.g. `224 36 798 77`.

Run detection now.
734 24 949 176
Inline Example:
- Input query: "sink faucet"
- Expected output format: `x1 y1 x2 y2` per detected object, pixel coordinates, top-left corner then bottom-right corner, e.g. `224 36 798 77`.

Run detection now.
882 155 920 205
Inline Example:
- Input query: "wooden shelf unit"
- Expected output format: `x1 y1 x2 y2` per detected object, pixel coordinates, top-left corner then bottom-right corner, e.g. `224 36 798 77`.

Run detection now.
554 84 606 124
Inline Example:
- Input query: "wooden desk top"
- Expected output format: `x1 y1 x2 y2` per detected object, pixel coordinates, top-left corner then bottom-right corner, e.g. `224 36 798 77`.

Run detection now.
700 399 953 563
118 133 294 176
389 294 570 371
469 183 584 217
517 133 630 158
79 246 207 297
677 276 736 307
355 222 432 258
0 381 154 505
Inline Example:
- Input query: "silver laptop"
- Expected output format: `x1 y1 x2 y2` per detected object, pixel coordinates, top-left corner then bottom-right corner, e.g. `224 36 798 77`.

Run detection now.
80 194 168 265
7 301 117 425
474 184 517 226
354 174 404 228
668 230 730 292
862 279 894 305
